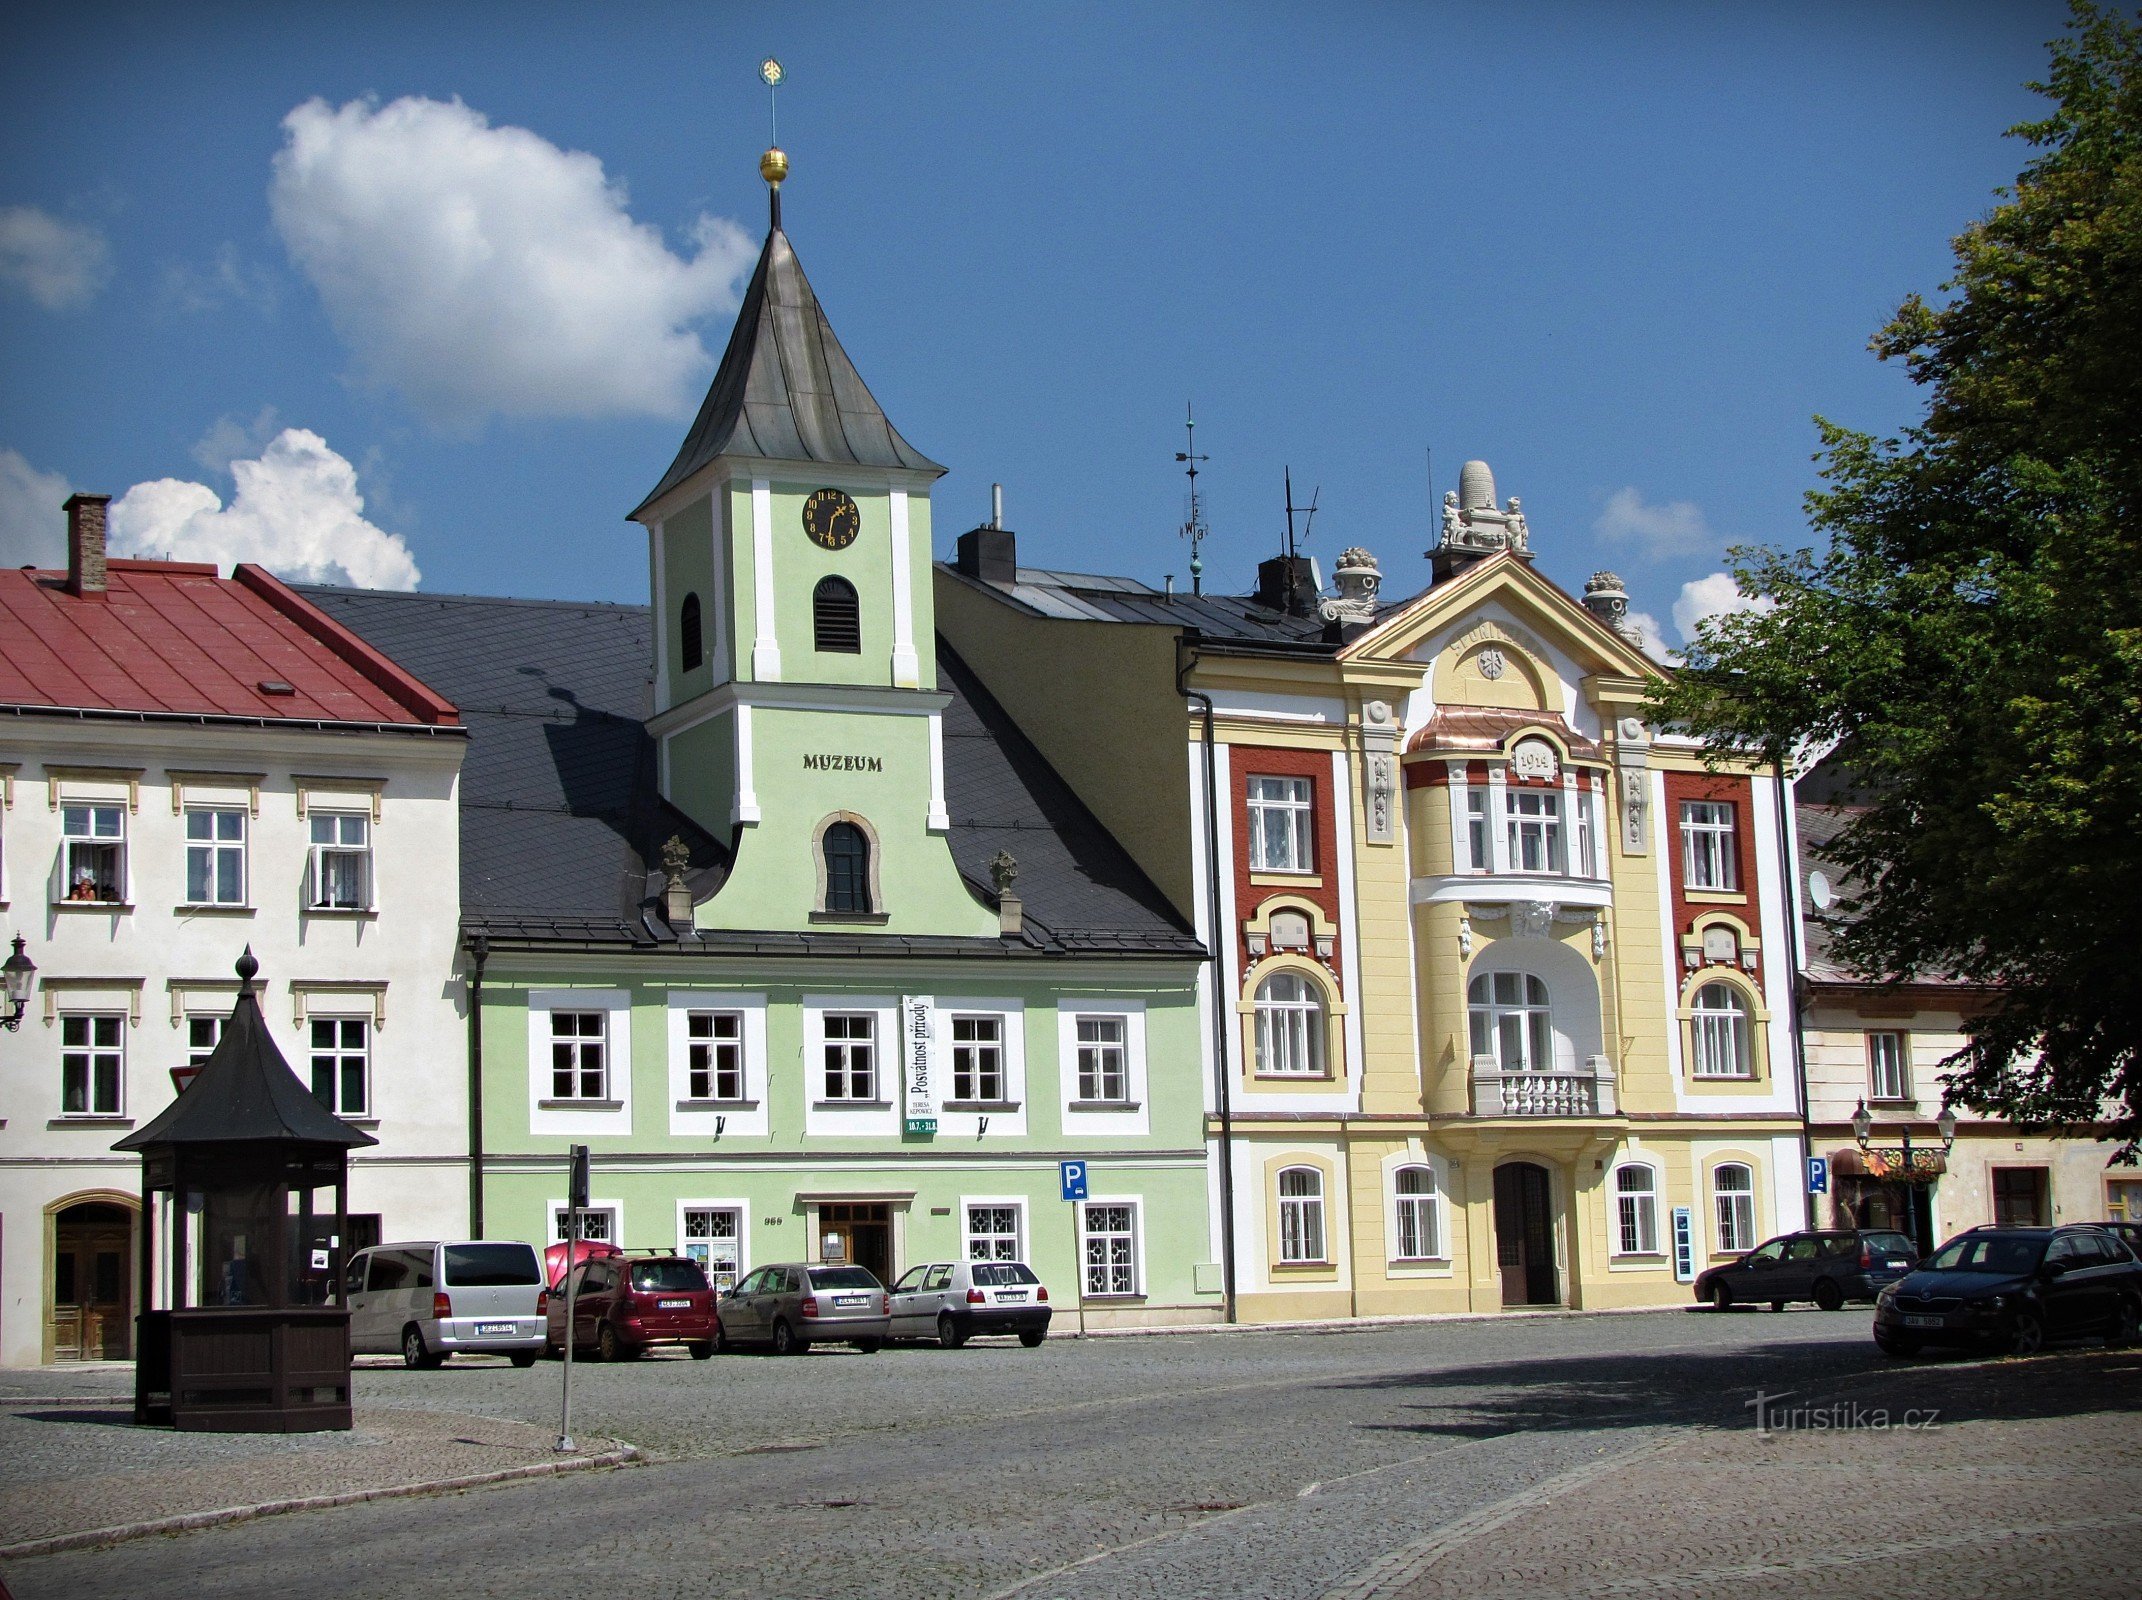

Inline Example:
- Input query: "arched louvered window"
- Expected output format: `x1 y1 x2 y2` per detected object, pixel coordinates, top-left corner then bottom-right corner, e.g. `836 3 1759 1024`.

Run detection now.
813 576 861 653
823 821 871 914
680 592 703 671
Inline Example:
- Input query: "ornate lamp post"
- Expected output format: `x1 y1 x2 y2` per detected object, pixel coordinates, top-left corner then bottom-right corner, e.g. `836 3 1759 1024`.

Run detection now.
1852 1098 1960 1179
1 935 35 1031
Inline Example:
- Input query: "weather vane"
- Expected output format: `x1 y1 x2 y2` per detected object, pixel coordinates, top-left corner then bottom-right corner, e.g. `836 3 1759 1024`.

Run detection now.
760 57 783 145
1176 404 1210 596
758 59 789 227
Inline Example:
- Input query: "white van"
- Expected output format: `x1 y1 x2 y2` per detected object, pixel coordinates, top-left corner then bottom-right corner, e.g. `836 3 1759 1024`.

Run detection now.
344 1240 547 1368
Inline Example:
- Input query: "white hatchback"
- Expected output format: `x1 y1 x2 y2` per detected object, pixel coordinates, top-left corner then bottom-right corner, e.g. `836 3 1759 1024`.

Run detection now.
887 1259 1052 1348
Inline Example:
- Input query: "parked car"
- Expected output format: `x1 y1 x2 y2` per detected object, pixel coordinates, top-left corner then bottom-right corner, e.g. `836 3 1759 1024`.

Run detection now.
2087 1219 2142 1258
1694 1229 1919 1312
543 1253 717 1361
544 1236 624 1290
888 1259 1052 1348
1874 1225 2142 1357
716 1262 889 1354
345 1240 547 1368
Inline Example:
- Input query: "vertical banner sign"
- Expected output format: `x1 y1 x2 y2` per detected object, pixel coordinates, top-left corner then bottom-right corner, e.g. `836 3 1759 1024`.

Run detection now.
1671 1206 1696 1283
902 995 938 1135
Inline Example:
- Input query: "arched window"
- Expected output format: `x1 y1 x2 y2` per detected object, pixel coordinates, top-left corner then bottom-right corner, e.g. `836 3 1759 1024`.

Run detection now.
1277 1166 1326 1263
679 592 703 671
1614 1165 1658 1255
1468 971 1552 1071
1253 971 1326 1077
822 821 871 914
813 576 861 653
1690 982 1752 1078
1393 1165 1441 1260
1713 1162 1755 1252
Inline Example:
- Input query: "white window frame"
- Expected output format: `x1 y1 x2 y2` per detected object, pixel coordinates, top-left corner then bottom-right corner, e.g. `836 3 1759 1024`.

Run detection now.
1689 982 1754 1079
307 811 373 911
803 997 897 1137
1680 800 1738 891
1078 1197 1143 1297
961 1198 1026 1262
550 1199 622 1247
60 1011 126 1117
1574 780 1596 878
1073 1016 1128 1102
1253 971 1327 1077
1276 1166 1328 1264
1246 775 1315 873
1505 788 1562 874
1867 1030 1909 1102
1713 1163 1756 1253
1468 971 1554 1072
1391 1164 1444 1262
949 1013 1006 1104
307 1012 370 1118
60 802 127 905
685 1009 746 1103
529 989 632 1136
819 1011 879 1102
1059 1002 1148 1135
678 1200 747 1293
1614 1164 1660 1256
1465 785 1490 873
548 1010 609 1101
185 1013 224 1066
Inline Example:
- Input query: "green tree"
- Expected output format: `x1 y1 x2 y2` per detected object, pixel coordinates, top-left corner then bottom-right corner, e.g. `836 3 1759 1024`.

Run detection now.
1653 3 2142 1148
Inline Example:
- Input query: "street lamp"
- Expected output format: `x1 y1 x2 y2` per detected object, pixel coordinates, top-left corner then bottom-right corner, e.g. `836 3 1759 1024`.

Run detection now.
1852 1097 1960 1175
1 935 35 1031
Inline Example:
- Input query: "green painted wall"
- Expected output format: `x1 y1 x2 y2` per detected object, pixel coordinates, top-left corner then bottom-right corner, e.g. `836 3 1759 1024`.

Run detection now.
665 713 737 840
661 494 720 697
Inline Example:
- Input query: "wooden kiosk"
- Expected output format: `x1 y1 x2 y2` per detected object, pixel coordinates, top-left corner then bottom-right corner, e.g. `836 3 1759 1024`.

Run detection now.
119 949 376 1431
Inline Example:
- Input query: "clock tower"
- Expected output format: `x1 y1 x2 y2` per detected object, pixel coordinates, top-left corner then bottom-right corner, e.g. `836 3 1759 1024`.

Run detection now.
630 150 992 937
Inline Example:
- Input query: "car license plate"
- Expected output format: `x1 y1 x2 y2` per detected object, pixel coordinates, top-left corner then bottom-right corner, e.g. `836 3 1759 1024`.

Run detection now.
1904 1315 1943 1328
997 1291 1027 1302
658 1299 691 1309
835 1295 869 1307
1887 1259 1908 1269
476 1321 514 1335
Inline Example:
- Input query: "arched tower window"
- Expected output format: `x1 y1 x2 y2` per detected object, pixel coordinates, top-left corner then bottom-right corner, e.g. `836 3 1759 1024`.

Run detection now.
813 576 861 653
822 821 871 914
1253 972 1326 1077
680 592 703 672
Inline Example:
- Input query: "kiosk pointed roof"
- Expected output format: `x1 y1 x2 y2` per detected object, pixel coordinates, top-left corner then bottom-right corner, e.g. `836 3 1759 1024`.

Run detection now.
116 950 376 1152
632 176 943 517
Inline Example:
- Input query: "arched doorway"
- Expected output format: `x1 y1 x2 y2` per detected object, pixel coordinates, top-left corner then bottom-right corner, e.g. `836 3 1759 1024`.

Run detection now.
48 1197 137 1361
1492 1162 1559 1307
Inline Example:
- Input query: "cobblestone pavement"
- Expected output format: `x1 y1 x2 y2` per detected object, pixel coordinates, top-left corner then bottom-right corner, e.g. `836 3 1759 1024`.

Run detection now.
2 1309 2132 1599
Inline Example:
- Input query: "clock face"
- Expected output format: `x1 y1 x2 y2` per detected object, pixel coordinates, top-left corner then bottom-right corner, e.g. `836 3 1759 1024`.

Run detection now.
803 488 861 551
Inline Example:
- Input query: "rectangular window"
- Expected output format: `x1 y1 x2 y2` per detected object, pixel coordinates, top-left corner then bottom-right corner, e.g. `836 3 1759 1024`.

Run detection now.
682 1205 743 1293
1247 776 1315 873
1466 787 1489 872
1992 1167 2050 1228
965 1204 1021 1262
1081 1202 1138 1296
187 1015 223 1064
1680 800 1738 890
1506 789 1561 873
61 803 125 903
686 1010 744 1101
308 813 372 910
1616 1169 1660 1255
1074 1016 1128 1103
549 1011 608 1101
1277 1172 1327 1263
1393 1170 1441 1261
821 1012 877 1101
183 807 247 905
309 1016 369 1117
61 1013 124 1116
1575 788 1595 877
951 1014 1005 1103
1867 1031 1909 1101
555 1206 617 1244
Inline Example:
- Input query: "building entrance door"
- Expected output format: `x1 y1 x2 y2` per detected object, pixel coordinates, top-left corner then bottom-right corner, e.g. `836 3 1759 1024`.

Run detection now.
1493 1164 1559 1307
818 1203 892 1284
51 1201 133 1361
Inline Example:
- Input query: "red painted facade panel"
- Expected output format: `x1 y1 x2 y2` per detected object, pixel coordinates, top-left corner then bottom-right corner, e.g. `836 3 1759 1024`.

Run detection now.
1230 743 1342 984
1663 769 1764 950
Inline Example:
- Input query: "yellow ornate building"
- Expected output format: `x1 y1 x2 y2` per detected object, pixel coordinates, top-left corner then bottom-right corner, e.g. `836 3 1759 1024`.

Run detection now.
940 461 1808 1320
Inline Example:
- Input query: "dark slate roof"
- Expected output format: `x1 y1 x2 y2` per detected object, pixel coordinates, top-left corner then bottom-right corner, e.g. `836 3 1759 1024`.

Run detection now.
632 227 943 517
118 962 376 1151
937 561 1407 650
299 586 1198 959
1795 795 1965 990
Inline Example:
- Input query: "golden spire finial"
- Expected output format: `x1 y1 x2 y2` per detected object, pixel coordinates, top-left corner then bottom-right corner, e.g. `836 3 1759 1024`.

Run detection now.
760 146 788 187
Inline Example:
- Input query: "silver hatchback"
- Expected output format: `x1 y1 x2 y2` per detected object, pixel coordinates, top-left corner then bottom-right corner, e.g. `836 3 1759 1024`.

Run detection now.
888 1259 1052 1348
717 1262 889 1354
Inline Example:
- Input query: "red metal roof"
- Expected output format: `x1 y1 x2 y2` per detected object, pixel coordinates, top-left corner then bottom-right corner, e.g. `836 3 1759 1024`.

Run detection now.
0 561 457 725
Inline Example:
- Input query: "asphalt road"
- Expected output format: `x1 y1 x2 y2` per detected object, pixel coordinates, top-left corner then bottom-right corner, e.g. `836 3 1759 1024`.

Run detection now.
3 1306 2118 1600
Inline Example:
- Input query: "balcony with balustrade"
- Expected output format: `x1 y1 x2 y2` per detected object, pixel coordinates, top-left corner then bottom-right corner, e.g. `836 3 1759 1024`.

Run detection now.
1470 1054 1618 1118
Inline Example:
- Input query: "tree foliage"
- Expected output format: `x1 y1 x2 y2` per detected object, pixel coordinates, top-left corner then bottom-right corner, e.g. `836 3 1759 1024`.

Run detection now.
1652 4 2142 1147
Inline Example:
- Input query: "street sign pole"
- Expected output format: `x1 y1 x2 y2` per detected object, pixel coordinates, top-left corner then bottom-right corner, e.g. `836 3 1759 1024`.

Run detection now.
557 1142 589 1453
1059 1160 1089 1339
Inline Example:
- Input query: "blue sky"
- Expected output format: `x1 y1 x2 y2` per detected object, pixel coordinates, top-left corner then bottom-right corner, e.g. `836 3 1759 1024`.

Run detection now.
0 1 2071 645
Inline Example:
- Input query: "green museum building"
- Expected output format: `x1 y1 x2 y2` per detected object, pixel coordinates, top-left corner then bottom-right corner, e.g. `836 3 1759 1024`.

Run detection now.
310 165 1221 1326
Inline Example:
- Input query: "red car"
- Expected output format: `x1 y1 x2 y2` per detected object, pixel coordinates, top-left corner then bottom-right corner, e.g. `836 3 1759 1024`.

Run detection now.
542 1253 718 1361
543 1236 623 1290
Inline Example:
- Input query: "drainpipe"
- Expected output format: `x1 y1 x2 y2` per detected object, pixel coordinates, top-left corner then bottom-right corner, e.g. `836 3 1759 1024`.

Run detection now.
1179 637 1237 1323
1772 762 1815 1231
465 929 489 1237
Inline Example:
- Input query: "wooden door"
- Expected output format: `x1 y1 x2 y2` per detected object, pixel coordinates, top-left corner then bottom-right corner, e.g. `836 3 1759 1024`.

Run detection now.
52 1208 132 1360
819 1204 893 1284
1493 1164 1558 1307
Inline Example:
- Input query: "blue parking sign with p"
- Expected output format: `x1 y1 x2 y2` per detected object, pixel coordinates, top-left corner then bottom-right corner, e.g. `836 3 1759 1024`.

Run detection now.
1060 1160 1088 1202
1808 1156 1829 1194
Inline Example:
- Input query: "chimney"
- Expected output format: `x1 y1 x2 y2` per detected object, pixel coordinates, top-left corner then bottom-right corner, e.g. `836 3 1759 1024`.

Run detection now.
956 522 1017 586
1255 554 1321 617
64 493 111 597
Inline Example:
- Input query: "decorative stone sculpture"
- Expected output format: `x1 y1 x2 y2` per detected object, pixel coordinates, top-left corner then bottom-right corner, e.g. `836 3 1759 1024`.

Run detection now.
1510 738 1559 782
1357 696 1399 845
989 850 1019 895
1582 571 1647 650
1318 547 1383 626
1432 460 1533 558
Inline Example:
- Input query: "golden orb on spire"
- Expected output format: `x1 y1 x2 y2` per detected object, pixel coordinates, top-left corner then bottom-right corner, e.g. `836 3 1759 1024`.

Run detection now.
760 146 788 187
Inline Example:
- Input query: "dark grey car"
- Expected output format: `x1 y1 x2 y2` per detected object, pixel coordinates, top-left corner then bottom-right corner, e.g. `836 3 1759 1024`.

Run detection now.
717 1262 889 1355
1695 1229 1919 1311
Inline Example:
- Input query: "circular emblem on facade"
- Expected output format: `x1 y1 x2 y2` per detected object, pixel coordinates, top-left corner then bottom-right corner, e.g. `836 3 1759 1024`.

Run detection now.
1511 738 1558 781
1364 699 1392 726
803 488 862 550
1477 647 1507 680
1618 716 1647 741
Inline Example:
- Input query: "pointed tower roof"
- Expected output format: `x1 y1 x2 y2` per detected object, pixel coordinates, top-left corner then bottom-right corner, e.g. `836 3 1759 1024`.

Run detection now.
632 171 944 518
116 950 376 1152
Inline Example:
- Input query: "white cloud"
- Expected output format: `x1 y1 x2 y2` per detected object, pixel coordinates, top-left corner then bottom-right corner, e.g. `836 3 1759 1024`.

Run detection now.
269 95 755 428
162 242 280 316
191 407 283 475
0 205 112 311
1594 486 1715 562
111 428 420 590
0 447 73 567
1625 608 1674 663
1673 572 1775 642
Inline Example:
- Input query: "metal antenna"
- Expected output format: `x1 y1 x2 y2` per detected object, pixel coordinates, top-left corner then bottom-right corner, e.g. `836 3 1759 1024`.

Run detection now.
1175 403 1210 596
1282 468 1320 616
